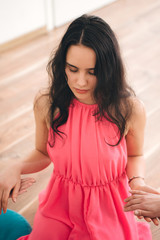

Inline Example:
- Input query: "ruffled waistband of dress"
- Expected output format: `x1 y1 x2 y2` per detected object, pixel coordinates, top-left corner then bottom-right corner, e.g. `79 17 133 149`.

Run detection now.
53 171 127 188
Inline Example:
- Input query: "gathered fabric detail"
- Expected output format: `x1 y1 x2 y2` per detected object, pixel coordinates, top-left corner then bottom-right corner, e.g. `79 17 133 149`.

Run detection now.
53 170 127 188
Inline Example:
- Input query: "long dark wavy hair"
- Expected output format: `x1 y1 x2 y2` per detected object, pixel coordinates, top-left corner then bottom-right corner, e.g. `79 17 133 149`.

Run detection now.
47 14 135 146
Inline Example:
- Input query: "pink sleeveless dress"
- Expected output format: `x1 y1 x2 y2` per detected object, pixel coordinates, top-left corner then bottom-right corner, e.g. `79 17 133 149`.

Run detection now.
18 98 152 240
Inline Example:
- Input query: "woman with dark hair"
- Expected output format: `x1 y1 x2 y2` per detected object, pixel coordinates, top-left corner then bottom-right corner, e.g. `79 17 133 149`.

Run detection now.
0 14 158 239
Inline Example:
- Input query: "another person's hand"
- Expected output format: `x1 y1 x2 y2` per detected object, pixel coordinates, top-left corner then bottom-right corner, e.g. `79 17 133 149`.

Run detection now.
124 189 160 226
128 181 160 225
132 184 160 225
9 177 36 197
0 164 21 214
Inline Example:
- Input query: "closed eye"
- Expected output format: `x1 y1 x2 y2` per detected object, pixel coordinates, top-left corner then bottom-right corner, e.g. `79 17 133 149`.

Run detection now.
66 63 78 73
88 70 96 76
69 68 78 73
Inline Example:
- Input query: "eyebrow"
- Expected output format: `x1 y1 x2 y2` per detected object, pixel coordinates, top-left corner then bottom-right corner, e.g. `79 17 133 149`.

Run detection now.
66 62 95 70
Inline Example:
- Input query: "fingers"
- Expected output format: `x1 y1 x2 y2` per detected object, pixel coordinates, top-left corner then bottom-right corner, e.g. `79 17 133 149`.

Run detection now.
19 181 34 192
124 197 142 212
0 189 3 214
0 183 12 214
143 217 159 226
124 191 146 203
18 189 29 195
1 189 10 214
134 209 157 219
124 205 139 212
134 211 159 226
18 178 36 195
20 178 36 183
129 190 147 195
9 178 36 195
137 215 143 220
151 218 159 226
144 216 152 223
9 178 36 199
11 181 21 203
1 178 35 214
124 195 141 205
135 210 159 225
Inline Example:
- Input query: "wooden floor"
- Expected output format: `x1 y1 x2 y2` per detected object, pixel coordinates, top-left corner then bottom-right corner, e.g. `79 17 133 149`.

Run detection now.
0 0 160 239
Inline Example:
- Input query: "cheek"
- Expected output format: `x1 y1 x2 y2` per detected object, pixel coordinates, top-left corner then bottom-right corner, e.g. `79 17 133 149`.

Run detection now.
65 71 74 87
91 77 97 89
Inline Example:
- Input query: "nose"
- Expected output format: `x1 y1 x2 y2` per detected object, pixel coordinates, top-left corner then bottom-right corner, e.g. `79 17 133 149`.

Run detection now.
77 72 87 87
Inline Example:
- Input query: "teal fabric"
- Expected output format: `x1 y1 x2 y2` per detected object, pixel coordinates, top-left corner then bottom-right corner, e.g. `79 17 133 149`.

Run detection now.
0 209 32 240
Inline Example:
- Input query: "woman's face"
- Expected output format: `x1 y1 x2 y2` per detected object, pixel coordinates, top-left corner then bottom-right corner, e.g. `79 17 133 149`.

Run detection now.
65 44 97 104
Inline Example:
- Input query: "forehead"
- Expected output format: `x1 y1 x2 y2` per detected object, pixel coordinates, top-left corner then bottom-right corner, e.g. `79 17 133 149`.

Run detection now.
66 44 96 68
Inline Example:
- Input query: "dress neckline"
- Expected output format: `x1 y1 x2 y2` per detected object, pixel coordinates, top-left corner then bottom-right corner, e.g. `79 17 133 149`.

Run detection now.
72 98 98 109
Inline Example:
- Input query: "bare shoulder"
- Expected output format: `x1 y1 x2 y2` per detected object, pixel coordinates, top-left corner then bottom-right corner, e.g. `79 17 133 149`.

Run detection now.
127 96 146 132
34 91 50 111
34 90 59 128
129 97 146 120
34 91 50 125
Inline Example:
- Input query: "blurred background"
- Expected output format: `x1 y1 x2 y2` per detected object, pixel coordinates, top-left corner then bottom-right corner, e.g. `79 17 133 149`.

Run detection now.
0 0 115 46
0 0 160 239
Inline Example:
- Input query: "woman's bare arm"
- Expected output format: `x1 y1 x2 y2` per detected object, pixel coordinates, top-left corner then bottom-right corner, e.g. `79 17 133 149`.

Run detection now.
125 98 146 188
0 94 51 213
125 98 159 225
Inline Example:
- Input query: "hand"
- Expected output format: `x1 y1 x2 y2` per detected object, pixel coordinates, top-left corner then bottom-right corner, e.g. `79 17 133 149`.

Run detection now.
0 164 21 214
9 177 36 197
134 184 160 195
124 189 160 226
129 183 160 225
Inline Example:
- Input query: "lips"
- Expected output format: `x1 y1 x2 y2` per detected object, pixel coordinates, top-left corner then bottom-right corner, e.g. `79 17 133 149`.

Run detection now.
75 88 89 94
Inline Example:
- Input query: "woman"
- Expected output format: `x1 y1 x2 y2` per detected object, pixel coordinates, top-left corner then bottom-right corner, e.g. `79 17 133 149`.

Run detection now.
0 14 158 239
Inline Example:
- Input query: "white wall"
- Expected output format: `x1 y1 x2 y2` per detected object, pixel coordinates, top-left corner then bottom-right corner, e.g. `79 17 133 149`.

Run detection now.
53 0 116 27
0 0 46 44
0 0 116 45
